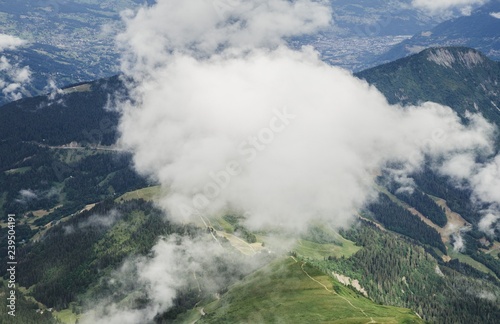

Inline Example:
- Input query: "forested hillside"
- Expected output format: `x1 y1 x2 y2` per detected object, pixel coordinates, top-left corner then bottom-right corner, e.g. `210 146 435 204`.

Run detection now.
313 222 500 323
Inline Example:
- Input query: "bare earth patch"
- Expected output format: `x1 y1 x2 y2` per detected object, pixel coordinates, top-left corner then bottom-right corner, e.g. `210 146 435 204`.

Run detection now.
406 197 471 244
332 272 368 297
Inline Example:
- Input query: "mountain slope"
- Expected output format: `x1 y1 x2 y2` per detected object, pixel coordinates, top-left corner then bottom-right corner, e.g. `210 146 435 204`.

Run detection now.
316 222 500 324
0 76 122 153
355 48 500 316
0 43 117 105
0 76 149 253
378 0 500 64
357 47 500 125
178 257 422 324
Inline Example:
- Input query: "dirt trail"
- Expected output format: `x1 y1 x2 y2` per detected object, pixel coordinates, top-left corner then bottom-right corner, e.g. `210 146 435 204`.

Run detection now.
197 215 263 255
198 215 223 247
300 262 334 293
483 241 500 255
216 231 260 255
357 215 386 231
290 257 376 323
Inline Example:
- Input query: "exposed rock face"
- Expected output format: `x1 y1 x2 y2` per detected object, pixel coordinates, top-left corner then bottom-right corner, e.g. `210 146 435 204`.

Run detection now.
427 48 485 69
332 272 368 297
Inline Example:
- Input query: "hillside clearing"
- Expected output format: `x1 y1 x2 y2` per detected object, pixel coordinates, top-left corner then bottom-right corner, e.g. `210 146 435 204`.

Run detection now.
115 185 162 202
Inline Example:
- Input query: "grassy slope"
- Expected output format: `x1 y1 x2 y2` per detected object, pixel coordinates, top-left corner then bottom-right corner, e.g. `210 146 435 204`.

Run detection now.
0 280 57 324
54 309 79 324
294 238 360 260
4 166 32 175
446 243 497 277
181 257 421 324
115 185 161 203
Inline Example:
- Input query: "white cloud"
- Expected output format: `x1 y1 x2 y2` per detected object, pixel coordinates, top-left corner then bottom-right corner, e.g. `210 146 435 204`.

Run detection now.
478 211 499 236
64 209 122 235
438 153 477 179
0 34 31 102
470 156 500 204
438 151 500 236
117 45 495 232
15 189 38 204
80 209 122 228
19 189 37 200
0 34 26 52
82 234 268 324
452 231 466 252
412 0 487 14
478 290 497 302
460 6 473 15
490 11 500 18
117 0 332 79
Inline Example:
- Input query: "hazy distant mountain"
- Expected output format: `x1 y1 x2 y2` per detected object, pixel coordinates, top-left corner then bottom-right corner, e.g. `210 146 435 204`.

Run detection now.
378 1 500 65
0 0 446 103
0 0 148 103
0 43 116 104
0 0 463 103
357 47 500 125
296 0 451 71
329 0 442 37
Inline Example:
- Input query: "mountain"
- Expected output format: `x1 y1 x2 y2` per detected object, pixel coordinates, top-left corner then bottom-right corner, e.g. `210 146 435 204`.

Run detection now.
2 48 500 323
0 76 121 150
178 257 422 323
355 49 500 320
0 76 147 231
378 0 500 65
357 46 500 229
357 47 500 125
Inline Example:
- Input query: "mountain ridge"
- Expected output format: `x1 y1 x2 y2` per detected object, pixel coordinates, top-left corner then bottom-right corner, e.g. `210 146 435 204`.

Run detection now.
357 46 500 125
377 0 500 65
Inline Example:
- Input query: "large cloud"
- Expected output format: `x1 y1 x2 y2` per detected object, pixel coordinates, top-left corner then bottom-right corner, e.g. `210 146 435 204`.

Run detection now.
117 0 332 79
116 0 495 232
118 49 495 231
